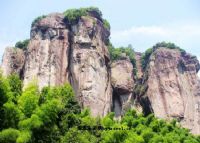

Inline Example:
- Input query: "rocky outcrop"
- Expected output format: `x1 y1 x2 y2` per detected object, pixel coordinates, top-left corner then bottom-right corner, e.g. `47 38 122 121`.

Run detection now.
1 47 25 77
16 12 111 117
1 8 200 134
69 16 112 116
23 13 70 89
111 58 134 118
135 52 143 78
144 47 200 134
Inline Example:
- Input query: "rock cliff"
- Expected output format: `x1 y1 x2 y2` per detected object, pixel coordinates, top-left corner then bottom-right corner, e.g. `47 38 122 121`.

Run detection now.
1 47 25 77
141 47 200 134
1 10 112 117
111 58 134 118
69 14 112 116
24 13 70 88
1 8 200 134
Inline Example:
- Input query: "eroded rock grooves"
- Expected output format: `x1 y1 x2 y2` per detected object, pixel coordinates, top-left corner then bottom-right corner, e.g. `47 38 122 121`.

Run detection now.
69 15 112 116
1 12 112 117
24 13 70 89
141 48 200 134
1 47 25 77
111 58 134 118
1 11 200 134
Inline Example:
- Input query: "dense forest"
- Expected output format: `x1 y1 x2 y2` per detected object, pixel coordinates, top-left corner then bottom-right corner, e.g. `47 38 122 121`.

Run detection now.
0 73 199 143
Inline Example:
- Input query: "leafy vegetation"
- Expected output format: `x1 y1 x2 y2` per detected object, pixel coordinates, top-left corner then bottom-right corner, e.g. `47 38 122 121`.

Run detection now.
108 43 137 76
0 73 199 142
134 84 148 97
31 7 110 30
31 15 47 27
63 7 110 30
63 7 102 23
152 42 185 53
141 48 153 71
141 42 186 71
15 39 30 50
103 19 110 30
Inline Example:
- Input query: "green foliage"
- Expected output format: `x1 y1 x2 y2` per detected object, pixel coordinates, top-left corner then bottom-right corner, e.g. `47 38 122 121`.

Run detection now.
103 19 110 30
31 15 46 27
101 113 115 128
16 130 31 143
18 82 39 118
108 43 137 76
3 102 21 128
15 39 30 50
63 7 110 30
134 84 148 97
0 74 199 142
63 7 102 24
141 41 186 71
7 74 22 100
0 73 10 106
152 41 185 52
61 127 98 143
0 73 12 130
0 128 20 143
124 133 144 143
141 48 153 71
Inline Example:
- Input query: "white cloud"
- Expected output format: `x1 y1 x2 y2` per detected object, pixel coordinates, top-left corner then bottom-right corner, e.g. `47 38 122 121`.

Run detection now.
111 24 200 41
112 26 171 39
111 23 200 57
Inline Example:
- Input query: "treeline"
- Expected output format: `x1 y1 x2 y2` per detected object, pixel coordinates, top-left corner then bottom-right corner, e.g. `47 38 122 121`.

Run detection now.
0 73 199 143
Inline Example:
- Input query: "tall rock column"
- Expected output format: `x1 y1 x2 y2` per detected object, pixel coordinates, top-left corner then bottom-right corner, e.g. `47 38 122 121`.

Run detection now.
69 15 112 116
111 58 134 118
144 48 200 134
23 13 70 89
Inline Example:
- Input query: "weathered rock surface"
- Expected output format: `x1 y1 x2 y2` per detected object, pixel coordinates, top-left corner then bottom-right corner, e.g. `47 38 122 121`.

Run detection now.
69 16 112 116
23 13 70 89
1 47 25 77
1 10 200 134
111 58 134 118
144 48 200 134
21 12 112 117
135 52 143 78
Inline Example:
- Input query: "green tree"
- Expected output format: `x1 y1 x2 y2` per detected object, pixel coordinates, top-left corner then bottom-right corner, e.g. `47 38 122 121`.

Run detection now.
15 39 30 50
0 128 20 143
141 42 186 71
0 75 199 143
108 43 137 76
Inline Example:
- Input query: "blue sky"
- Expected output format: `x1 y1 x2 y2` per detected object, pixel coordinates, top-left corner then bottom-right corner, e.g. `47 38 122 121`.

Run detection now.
0 0 200 62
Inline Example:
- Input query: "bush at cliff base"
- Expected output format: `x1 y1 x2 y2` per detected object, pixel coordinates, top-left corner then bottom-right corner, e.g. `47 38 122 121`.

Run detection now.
0 73 200 143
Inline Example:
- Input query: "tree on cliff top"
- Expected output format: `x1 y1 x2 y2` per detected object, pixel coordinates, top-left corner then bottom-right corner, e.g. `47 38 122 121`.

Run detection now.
141 41 186 71
15 39 30 50
108 43 137 76
63 7 110 30
31 7 110 31
63 7 102 23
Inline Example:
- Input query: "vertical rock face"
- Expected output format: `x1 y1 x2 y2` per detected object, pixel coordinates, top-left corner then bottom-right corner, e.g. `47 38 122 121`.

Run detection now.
23 13 70 89
1 47 25 77
12 12 112 117
69 16 112 116
135 52 143 78
111 58 134 118
145 48 200 134
1 9 200 134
